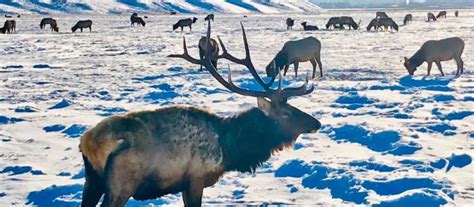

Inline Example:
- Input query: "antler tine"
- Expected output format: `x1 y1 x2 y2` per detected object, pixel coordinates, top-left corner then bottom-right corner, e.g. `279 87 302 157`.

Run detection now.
167 36 202 65
202 20 268 98
279 74 315 100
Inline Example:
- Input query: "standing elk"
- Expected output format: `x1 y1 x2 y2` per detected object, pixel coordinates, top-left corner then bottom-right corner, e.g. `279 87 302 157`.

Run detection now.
265 37 322 79
72 20 92 33
168 36 220 71
404 14 413 25
455 11 459 17
130 13 146 27
301 22 318 31
326 16 359 30
40 18 59 32
80 21 321 207
286 18 295 30
173 17 198 31
1 20 15 34
436 11 447 19
427 13 437 22
205 14 214 22
404 37 464 76
377 18 398 31
367 18 379 31
376 12 389 19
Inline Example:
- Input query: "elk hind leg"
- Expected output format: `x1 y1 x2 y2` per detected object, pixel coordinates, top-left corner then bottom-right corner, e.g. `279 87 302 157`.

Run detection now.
435 61 444 76
454 56 464 75
81 155 104 207
310 59 317 79
102 147 144 207
182 178 204 207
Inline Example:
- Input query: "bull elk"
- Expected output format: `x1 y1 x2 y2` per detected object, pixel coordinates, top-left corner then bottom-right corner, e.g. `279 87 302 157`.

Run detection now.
79 21 321 207
265 37 322 79
404 37 464 76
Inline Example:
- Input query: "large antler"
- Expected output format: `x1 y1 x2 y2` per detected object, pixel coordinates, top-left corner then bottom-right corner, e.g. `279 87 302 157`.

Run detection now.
167 37 202 65
201 21 314 102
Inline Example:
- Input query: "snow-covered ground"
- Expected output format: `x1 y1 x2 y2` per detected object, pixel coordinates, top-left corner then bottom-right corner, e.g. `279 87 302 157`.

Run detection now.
0 9 473 206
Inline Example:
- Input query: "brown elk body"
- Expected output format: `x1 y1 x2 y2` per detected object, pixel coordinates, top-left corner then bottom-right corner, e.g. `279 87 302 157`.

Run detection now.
1 20 15 34
80 21 321 207
404 14 413 25
427 13 437 21
173 17 198 31
40 18 59 32
286 18 295 30
376 11 389 18
205 14 214 22
72 20 92 32
404 37 464 76
130 13 146 27
266 37 322 79
436 11 447 18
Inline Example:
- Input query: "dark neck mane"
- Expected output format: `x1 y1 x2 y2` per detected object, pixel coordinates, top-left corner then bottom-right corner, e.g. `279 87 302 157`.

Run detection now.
218 108 295 173
409 48 426 68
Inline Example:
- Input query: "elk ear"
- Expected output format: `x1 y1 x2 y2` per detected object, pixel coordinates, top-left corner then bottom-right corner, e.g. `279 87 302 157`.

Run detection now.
257 97 271 115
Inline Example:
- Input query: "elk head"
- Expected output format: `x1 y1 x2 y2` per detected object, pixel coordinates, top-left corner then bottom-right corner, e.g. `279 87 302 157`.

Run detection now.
170 21 321 137
403 57 416 75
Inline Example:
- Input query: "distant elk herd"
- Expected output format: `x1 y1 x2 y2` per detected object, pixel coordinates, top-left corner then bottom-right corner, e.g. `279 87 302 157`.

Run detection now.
0 10 466 78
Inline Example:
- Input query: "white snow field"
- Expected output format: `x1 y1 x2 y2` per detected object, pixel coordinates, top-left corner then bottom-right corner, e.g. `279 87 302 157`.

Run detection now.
0 9 473 207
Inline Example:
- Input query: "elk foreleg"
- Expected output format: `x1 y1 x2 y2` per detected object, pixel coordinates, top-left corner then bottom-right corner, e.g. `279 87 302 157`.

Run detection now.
283 65 290 76
435 61 444 76
427 62 432 76
182 178 204 207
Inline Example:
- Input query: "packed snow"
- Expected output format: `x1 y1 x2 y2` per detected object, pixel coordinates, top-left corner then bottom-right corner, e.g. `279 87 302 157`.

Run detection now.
0 8 473 207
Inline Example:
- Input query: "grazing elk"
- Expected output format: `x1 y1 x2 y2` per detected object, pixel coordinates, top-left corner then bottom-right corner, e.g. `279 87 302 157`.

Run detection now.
265 37 322 79
455 11 459 17
170 11 177 15
404 37 464 76
326 16 359 30
0 20 15 34
168 36 220 71
173 17 198 31
376 11 389 19
40 18 59 32
130 13 146 27
301 22 318 31
205 14 214 22
377 18 398 31
367 18 379 31
4 14 11 18
286 18 295 30
80 21 321 207
72 20 92 33
436 11 447 19
427 13 437 22
404 14 413 25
